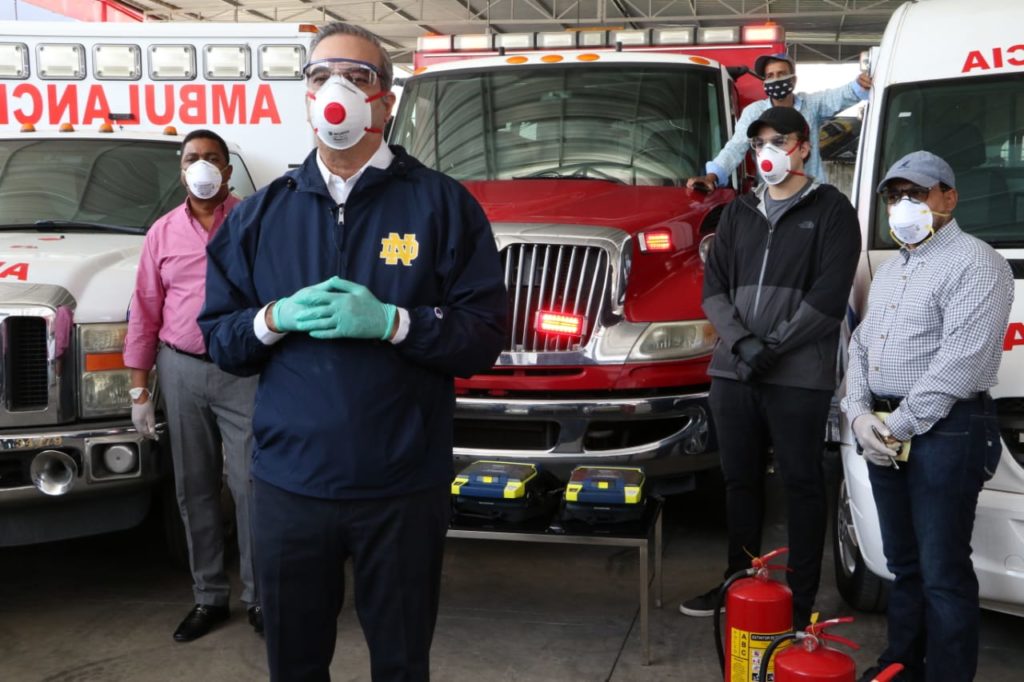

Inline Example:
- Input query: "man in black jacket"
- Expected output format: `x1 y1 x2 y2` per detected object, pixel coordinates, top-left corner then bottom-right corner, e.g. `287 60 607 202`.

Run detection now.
679 107 861 628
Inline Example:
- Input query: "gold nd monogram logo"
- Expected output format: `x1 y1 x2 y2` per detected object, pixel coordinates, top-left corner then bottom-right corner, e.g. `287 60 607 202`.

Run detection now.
379 232 419 266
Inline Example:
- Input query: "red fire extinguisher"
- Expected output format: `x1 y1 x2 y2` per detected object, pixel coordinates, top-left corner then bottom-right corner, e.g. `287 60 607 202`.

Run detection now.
715 547 793 682
756 617 906 682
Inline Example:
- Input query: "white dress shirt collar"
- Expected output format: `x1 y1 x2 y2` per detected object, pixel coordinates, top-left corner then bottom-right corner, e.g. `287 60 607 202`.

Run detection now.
316 141 395 206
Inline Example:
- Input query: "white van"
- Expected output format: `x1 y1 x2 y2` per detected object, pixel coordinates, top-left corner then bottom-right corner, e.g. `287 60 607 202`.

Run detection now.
834 0 1024 617
0 22 313 554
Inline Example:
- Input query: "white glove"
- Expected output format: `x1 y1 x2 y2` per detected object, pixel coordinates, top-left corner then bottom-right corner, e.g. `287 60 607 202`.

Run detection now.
852 414 900 466
131 399 157 440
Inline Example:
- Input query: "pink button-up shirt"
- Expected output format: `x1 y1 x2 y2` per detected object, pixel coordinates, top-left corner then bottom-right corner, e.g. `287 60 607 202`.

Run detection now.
123 195 240 369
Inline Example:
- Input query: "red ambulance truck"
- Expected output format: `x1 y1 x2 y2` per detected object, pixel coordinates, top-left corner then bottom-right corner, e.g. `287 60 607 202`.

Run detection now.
391 25 786 484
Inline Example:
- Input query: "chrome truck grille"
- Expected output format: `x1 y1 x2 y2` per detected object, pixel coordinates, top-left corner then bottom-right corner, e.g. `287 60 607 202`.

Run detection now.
501 243 611 353
0 283 76 427
5 317 48 410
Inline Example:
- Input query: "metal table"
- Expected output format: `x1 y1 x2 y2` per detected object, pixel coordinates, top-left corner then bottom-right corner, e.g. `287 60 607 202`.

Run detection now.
446 499 664 665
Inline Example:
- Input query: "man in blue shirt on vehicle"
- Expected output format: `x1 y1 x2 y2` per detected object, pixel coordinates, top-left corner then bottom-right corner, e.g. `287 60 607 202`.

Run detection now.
687 53 871 190
200 22 507 682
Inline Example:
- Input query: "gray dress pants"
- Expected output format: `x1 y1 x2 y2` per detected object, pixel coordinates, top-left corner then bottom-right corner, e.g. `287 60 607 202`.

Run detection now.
156 344 258 607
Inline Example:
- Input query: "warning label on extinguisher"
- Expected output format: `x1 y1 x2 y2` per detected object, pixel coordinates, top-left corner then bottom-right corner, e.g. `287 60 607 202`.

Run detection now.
730 628 791 682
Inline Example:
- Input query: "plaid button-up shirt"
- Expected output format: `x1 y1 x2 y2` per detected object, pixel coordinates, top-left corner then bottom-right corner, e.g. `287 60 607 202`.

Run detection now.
841 220 1013 441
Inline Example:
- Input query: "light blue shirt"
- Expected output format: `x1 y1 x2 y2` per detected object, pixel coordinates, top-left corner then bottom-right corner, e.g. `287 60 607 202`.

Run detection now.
706 79 868 185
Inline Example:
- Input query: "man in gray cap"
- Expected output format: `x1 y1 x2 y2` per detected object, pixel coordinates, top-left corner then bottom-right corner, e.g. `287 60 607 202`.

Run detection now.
841 150 1013 681
686 52 871 191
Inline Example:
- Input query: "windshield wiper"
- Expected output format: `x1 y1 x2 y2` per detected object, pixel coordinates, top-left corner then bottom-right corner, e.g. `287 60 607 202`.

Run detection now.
33 219 145 235
515 163 627 184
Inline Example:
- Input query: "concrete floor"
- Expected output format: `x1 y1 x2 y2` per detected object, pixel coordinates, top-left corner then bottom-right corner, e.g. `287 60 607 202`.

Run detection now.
2 459 1023 681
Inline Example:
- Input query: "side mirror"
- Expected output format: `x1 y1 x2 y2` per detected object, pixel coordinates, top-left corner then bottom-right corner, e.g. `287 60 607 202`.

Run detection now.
699 234 715 263
726 65 757 82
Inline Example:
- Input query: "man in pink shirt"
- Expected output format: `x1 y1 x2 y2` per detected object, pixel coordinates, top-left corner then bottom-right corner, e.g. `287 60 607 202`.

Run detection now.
124 129 260 642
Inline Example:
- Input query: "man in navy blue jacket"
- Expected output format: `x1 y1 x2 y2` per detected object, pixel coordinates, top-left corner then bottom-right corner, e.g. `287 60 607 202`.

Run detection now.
199 22 507 682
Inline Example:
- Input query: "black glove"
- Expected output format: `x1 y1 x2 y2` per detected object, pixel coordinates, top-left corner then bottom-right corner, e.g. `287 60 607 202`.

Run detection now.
734 336 778 374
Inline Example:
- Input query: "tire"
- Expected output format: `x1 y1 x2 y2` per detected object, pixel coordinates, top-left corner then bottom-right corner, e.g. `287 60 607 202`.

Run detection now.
832 471 889 612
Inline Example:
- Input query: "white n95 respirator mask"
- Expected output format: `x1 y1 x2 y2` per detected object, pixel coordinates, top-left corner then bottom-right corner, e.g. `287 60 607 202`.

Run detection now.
183 160 224 200
888 197 935 246
308 76 385 150
756 143 801 186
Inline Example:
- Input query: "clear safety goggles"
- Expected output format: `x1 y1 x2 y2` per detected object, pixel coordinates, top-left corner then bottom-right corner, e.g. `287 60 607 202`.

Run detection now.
303 58 382 91
749 133 795 152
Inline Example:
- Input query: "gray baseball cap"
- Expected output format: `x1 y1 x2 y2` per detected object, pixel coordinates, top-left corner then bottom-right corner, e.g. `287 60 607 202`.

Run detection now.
754 52 796 79
877 150 956 192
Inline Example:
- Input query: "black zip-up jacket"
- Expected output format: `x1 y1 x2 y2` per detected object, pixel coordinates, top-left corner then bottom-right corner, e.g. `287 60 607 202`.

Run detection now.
702 181 861 390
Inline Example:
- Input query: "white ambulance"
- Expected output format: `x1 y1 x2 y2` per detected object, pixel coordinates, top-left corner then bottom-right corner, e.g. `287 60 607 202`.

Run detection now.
834 0 1024 617
0 21 314 555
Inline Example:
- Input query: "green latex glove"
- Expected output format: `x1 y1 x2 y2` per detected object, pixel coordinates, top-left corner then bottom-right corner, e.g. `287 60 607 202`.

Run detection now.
271 283 336 332
295 276 397 340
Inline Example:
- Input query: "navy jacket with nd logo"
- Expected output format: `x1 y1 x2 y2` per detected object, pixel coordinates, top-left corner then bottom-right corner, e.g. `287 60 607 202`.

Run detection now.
199 146 507 500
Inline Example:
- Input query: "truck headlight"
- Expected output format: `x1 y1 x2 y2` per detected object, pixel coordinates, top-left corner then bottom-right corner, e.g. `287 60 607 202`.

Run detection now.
79 323 131 418
627 320 717 361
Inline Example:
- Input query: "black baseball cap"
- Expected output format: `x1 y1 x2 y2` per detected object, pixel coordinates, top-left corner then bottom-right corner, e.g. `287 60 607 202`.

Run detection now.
746 106 810 139
754 52 796 79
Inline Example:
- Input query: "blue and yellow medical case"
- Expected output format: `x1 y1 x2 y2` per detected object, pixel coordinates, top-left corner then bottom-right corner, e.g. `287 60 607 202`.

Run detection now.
560 466 646 525
450 461 559 525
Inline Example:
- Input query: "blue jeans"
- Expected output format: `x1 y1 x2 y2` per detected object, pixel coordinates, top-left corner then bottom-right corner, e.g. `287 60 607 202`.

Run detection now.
867 395 1001 681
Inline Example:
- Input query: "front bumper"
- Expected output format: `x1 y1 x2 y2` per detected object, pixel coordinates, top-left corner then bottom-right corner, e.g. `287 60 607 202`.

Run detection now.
973 486 1024 618
841 441 1024 618
0 421 166 546
453 390 716 477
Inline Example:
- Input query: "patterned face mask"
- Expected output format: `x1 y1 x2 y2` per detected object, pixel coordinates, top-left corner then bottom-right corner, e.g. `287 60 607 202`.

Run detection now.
764 75 796 100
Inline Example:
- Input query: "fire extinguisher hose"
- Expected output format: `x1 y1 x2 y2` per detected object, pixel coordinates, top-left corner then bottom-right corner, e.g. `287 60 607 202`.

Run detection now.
756 632 798 682
714 567 754 675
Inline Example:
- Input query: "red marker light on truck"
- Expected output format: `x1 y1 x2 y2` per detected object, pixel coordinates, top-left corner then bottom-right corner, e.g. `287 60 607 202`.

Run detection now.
638 229 673 253
535 311 585 337
742 23 785 43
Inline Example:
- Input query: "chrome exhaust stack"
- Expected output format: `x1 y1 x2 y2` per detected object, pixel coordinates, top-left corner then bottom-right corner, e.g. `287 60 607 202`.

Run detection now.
30 450 78 496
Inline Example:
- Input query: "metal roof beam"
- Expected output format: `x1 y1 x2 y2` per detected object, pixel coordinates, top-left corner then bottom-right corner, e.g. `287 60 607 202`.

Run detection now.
348 8 903 25
126 0 898 26
214 0 274 21
835 0 850 44
609 0 640 30
710 0 743 15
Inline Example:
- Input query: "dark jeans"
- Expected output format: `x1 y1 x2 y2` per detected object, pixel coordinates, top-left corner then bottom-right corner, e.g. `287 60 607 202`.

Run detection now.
868 395 1000 682
253 478 451 682
710 378 833 623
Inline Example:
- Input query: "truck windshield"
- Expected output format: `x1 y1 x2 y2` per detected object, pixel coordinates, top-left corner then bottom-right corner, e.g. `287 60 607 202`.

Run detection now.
390 63 725 186
0 139 252 232
874 74 1024 248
